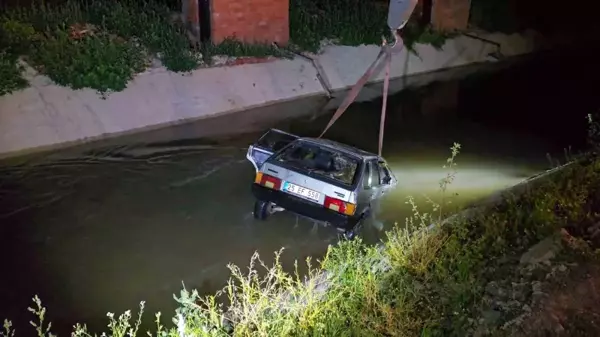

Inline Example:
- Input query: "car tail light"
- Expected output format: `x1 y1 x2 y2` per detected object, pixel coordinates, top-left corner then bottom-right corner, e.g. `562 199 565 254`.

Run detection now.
324 196 356 216
254 172 282 190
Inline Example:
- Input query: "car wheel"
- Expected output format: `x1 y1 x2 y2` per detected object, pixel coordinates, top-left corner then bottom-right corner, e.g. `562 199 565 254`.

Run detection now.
341 215 367 241
253 200 272 220
342 229 356 240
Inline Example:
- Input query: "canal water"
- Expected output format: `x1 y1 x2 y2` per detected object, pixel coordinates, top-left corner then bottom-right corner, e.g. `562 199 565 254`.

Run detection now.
0 45 597 336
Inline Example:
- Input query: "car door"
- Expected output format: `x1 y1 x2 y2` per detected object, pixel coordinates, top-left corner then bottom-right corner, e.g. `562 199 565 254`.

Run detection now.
357 159 383 215
246 129 299 172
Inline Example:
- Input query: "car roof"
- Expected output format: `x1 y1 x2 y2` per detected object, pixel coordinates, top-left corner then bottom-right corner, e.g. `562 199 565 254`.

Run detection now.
298 137 379 160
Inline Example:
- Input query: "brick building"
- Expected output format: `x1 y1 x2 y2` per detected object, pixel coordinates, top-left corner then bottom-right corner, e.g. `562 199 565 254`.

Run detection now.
183 0 289 45
182 0 469 46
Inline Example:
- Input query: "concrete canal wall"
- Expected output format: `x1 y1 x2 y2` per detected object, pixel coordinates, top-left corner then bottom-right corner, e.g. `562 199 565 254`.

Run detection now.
0 30 562 159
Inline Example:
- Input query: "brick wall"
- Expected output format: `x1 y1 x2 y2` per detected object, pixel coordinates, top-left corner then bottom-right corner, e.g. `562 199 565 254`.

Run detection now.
431 0 471 31
210 0 289 45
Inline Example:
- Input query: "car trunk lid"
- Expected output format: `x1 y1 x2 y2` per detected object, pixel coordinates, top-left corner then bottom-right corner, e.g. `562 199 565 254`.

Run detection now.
246 129 299 172
261 162 355 205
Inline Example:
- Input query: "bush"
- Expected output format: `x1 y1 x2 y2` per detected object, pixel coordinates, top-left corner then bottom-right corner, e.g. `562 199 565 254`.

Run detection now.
31 30 147 95
0 17 34 95
0 0 199 95
0 0 465 95
289 0 390 52
0 51 27 96
289 0 457 53
201 38 290 64
81 0 199 72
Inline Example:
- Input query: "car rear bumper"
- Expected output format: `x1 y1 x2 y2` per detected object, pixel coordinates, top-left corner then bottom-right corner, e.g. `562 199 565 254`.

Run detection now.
251 184 359 230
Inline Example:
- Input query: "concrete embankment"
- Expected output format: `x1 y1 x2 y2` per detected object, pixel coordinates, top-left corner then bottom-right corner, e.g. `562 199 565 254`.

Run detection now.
0 30 561 158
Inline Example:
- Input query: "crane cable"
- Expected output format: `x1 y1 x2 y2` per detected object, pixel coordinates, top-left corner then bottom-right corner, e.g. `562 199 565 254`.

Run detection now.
317 36 403 157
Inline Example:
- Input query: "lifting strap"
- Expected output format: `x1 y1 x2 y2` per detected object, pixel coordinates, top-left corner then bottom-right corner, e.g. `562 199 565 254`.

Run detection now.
378 45 392 157
317 37 403 157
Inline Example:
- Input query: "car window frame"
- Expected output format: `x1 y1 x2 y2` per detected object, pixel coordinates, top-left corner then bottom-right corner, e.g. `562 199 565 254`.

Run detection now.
267 140 363 190
378 160 392 184
363 159 382 190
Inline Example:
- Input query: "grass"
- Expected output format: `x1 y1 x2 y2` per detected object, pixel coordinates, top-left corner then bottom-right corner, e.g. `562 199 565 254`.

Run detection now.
0 51 28 96
289 0 455 53
200 38 290 65
0 0 195 96
289 0 390 52
0 0 286 96
3 114 600 337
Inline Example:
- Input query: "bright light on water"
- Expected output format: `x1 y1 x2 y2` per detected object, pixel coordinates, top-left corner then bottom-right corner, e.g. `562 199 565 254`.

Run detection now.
371 160 541 233
389 165 529 193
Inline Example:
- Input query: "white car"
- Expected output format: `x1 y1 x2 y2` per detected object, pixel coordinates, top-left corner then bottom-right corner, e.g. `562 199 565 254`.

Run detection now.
246 129 398 239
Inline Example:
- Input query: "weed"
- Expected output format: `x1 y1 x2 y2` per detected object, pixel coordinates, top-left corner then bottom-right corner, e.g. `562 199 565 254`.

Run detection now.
401 21 456 54
0 51 27 96
1 320 15 337
289 0 390 52
201 38 291 65
0 0 468 95
289 0 454 53
27 295 55 337
0 0 198 95
82 0 199 72
0 17 34 94
31 30 147 95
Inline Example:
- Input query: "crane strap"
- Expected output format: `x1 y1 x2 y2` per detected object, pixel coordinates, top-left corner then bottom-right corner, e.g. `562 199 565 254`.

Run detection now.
317 37 403 157
378 45 392 157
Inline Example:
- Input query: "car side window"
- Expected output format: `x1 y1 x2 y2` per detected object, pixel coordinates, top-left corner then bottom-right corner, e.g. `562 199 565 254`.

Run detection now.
378 162 391 184
364 160 380 189
362 162 371 188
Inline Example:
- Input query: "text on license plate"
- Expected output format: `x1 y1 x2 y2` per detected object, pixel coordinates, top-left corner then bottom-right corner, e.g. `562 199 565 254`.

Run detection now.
283 182 320 202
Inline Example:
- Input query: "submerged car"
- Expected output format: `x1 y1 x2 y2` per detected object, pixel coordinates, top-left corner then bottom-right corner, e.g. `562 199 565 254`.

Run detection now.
246 129 397 239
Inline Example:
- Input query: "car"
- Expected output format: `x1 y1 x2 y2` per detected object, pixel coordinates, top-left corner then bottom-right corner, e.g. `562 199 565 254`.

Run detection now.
246 129 398 239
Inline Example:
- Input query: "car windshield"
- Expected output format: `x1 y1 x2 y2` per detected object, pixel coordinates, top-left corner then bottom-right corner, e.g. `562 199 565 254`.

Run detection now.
273 141 359 186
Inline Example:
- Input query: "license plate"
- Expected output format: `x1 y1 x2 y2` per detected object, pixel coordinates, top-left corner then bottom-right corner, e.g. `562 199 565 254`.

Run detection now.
283 181 320 202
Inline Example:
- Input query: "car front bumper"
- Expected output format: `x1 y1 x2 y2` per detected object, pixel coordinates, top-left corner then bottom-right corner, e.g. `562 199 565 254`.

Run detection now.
251 184 359 230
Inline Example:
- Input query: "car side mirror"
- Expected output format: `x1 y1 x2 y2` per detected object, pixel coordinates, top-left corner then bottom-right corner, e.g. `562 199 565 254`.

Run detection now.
382 176 391 184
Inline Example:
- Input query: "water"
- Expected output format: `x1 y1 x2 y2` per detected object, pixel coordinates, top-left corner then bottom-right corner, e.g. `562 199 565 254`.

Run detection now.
0 45 597 336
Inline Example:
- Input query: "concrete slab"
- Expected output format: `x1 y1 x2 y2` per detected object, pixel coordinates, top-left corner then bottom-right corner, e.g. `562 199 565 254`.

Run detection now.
315 31 544 93
0 58 324 157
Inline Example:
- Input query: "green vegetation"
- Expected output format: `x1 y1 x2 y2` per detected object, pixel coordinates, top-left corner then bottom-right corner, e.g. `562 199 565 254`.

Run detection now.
0 0 285 96
0 0 196 96
201 38 289 64
0 51 27 96
0 0 460 96
4 115 600 337
289 0 454 53
289 0 390 52
400 20 458 54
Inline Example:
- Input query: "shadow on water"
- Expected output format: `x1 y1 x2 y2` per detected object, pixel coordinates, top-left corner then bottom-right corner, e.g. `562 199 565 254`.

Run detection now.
0 44 598 336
